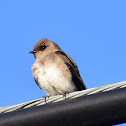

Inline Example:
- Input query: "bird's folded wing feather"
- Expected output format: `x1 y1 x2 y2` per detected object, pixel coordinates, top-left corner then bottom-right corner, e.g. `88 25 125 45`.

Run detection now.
55 51 86 90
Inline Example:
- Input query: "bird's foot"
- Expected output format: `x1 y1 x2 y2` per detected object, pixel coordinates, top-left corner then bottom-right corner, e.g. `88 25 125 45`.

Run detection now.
63 92 69 100
43 96 49 103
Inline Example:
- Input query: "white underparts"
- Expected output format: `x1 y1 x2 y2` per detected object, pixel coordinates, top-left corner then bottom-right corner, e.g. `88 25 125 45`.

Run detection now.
32 59 76 96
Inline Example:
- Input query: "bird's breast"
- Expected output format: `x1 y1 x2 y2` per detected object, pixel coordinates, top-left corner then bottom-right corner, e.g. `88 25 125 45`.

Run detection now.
32 60 76 96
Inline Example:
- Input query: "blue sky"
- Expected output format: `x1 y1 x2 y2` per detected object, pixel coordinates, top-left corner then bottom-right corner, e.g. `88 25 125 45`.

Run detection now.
0 1 126 125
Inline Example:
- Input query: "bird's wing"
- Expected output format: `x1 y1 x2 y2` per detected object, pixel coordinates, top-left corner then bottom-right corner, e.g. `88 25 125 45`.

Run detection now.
55 51 86 90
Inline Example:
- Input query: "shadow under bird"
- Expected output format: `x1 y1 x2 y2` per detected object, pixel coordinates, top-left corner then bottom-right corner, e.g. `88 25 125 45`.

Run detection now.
29 39 86 96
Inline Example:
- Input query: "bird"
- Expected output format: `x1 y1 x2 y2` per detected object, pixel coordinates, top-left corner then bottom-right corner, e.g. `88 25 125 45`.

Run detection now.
29 38 86 96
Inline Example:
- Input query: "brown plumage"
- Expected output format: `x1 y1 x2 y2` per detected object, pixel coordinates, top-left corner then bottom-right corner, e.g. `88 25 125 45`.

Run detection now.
29 39 86 96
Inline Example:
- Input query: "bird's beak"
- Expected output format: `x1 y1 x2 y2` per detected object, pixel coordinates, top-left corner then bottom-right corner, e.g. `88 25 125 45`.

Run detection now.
29 51 37 54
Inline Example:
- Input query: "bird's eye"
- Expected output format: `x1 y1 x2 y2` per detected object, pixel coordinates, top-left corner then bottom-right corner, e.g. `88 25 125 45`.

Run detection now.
41 46 46 50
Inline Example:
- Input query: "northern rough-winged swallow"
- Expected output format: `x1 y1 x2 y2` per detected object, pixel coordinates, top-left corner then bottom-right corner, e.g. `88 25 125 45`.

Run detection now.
29 39 86 96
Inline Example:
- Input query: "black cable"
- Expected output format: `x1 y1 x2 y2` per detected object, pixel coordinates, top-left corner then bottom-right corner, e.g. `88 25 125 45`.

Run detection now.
0 87 126 126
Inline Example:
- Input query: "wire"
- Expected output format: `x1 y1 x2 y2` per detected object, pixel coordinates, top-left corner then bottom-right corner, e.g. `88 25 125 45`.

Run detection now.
0 81 126 114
